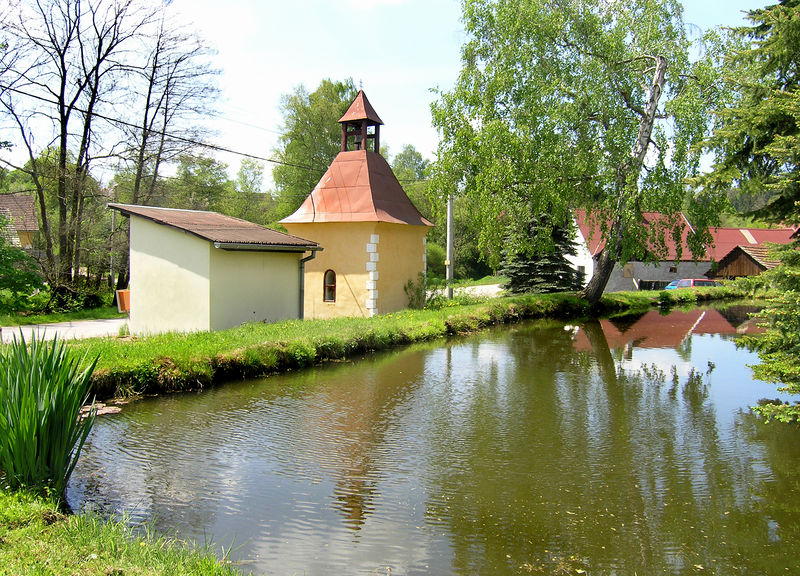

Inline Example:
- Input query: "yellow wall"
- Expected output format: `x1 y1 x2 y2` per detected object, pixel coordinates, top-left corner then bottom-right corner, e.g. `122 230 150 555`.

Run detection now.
209 248 301 330
17 231 34 249
130 217 211 335
283 221 428 319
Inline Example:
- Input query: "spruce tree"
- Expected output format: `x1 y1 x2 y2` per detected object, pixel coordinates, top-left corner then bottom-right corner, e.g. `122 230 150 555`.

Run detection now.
500 218 584 294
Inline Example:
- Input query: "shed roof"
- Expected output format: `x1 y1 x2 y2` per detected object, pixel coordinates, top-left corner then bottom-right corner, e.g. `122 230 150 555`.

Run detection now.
280 150 432 226
338 90 383 125
0 193 38 231
717 244 783 272
109 204 318 251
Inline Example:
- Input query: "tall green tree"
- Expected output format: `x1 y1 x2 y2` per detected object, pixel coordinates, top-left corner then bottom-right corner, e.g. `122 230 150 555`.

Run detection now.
701 0 800 225
705 1 800 422
272 78 358 218
500 217 584 294
432 0 723 302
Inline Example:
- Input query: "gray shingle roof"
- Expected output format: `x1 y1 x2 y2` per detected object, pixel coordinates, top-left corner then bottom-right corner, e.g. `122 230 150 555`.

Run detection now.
0 193 38 231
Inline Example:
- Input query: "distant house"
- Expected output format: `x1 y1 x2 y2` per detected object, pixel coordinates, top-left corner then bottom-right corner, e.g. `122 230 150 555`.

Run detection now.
109 204 318 335
570 210 710 291
705 227 796 279
571 211 797 289
0 193 38 249
281 91 432 318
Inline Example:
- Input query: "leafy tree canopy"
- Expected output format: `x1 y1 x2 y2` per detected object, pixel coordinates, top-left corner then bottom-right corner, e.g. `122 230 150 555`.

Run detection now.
700 0 800 225
432 0 724 301
0 213 43 312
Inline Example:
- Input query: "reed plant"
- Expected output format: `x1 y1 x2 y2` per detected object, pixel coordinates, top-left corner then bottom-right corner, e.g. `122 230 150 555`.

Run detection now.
0 333 97 498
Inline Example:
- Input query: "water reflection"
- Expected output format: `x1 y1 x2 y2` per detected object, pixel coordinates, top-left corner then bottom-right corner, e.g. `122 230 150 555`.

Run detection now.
69 307 800 575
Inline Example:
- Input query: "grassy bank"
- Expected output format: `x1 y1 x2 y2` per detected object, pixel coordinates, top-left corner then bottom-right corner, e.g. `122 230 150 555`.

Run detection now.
69 286 748 400
0 490 241 576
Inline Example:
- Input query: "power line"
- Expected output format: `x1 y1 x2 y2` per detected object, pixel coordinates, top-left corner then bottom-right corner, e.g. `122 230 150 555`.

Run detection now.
1 85 325 173
1 85 432 185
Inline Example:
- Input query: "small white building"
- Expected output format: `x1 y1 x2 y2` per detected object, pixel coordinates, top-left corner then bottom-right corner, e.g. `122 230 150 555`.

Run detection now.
109 204 319 335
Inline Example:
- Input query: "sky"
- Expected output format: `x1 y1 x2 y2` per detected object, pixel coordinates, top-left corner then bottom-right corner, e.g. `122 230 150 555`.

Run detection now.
2 0 770 186
166 0 769 187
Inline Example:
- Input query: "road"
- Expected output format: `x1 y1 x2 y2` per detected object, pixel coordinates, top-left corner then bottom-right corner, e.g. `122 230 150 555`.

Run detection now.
0 317 129 344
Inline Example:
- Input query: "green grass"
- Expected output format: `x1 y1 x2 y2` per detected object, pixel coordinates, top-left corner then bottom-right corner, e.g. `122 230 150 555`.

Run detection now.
57 285 749 400
0 489 244 576
0 306 126 327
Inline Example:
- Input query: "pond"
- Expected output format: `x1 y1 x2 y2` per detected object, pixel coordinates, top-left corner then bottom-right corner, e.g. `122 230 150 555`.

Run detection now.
68 305 800 575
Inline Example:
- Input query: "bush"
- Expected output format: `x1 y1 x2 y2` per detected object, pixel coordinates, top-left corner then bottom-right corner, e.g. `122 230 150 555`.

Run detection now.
0 334 98 499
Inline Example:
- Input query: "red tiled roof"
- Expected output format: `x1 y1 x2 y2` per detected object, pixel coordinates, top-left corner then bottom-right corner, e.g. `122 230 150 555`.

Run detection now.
0 193 38 231
108 204 318 250
338 90 383 125
280 150 432 226
574 209 696 261
705 227 796 261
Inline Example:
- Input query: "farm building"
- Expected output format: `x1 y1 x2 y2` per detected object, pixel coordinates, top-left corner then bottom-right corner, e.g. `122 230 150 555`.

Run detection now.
281 91 432 318
570 211 797 289
109 204 318 335
570 210 711 291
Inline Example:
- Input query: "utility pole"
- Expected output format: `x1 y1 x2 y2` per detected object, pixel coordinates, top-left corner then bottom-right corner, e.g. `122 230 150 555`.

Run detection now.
446 193 454 299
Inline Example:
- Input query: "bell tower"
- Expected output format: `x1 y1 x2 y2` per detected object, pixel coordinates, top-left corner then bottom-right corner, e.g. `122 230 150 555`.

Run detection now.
339 90 384 153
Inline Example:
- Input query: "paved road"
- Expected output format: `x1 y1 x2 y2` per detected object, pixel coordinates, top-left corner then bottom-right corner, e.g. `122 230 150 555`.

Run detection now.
0 317 129 344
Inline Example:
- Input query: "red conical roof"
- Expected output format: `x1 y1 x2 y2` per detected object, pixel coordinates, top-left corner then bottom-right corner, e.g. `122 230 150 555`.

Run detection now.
280 150 432 226
338 90 384 125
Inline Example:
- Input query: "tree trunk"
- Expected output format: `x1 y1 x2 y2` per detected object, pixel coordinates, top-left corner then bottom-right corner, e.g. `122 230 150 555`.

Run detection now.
578 55 668 303
579 248 617 303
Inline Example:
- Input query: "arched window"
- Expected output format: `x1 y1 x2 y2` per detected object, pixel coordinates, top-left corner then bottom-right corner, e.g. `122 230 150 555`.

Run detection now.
323 270 336 302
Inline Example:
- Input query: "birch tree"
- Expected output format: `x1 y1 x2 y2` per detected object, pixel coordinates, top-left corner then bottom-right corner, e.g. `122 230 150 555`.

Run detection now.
432 0 723 301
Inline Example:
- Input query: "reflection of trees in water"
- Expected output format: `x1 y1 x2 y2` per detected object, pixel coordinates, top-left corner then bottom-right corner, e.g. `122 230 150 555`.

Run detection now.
280 347 429 532
422 319 799 575
736 412 800 574
716 304 763 329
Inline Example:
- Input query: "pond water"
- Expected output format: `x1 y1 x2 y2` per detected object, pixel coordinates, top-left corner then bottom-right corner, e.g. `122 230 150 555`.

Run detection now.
68 305 800 575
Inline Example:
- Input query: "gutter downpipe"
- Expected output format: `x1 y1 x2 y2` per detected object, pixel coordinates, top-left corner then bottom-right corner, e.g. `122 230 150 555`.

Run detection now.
299 249 320 319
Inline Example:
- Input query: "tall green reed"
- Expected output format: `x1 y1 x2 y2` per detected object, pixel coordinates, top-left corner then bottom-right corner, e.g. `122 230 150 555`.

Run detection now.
0 333 98 498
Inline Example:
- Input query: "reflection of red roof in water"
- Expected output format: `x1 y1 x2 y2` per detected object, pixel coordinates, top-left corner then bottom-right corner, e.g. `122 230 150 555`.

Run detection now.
573 309 761 352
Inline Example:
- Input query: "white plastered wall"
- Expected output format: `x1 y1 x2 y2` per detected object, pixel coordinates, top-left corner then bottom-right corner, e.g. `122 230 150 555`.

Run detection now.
208 248 300 330
129 217 211 335
566 217 594 287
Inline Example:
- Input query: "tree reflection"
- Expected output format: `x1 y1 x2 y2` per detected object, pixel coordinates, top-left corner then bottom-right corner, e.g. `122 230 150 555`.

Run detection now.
422 318 799 575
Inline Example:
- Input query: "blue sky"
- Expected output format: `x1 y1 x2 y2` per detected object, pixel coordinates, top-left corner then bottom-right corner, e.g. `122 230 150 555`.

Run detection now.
168 0 767 184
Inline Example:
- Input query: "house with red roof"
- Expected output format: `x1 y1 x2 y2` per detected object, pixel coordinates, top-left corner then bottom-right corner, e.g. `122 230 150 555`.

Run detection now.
705 227 796 279
570 210 711 291
282 91 432 318
570 210 797 290
109 204 318 335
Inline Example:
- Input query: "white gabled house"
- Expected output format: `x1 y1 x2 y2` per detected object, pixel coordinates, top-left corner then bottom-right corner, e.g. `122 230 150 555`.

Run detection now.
110 204 319 335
